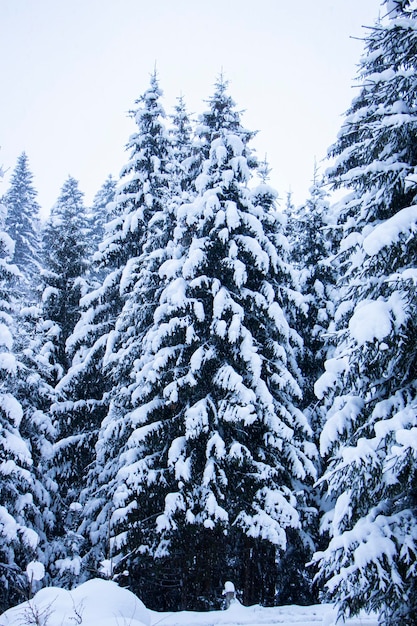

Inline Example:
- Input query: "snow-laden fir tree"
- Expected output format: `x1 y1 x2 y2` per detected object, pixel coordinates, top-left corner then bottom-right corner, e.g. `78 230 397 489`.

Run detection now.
77 77 239 603
84 80 317 610
59 70 172 473
2 152 41 298
284 171 341 594
285 169 338 420
86 174 117 282
28 176 91 589
0 175 51 612
169 95 195 196
249 160 321 606
48 73 173 586
194 75 257 178
38 176 89 384
313 2 417 624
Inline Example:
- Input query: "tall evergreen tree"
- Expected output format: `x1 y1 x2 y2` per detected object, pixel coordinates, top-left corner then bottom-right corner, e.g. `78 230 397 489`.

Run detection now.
39 176 89 383
2 152 41 297
46 73 173 586
313 3 417 624
29 176 90 588
0 179 51 612
83 81 317 610
285 170 337 420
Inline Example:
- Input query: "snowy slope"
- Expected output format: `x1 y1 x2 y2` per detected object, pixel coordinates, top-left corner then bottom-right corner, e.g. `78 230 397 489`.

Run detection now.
0 579 378 626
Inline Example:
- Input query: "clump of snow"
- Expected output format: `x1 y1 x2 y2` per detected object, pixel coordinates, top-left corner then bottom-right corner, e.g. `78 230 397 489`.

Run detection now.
320 395 364 456
340 231 362 252
348 292 406 346
348 299 392 345
1 393 23 426
1 579 150 626
396 425 417 451
26 561 45 582
362 205 417 256
0 505 19 542
223 580 236 593
55 555 82 577
314 357 348 400
0 322 13 349
0 352 17 376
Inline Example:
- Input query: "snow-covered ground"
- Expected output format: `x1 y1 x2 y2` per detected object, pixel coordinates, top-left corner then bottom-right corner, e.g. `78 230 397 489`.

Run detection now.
154 603 378 626
0 579 378 626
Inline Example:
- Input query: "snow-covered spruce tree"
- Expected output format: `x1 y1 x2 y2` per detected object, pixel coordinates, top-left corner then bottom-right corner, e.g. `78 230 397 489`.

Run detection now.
51 73 173 584
2 152 42 298
250 161 321 607
0 178 51 612
2 151 57 483
169 95 195 196
86 174 117 283
284 172 341 591
85 82 317 610
89 174 117 244
195 75 257 175
31 176 90 589
313 3 417 624
38 176 89 384
285 170 338 420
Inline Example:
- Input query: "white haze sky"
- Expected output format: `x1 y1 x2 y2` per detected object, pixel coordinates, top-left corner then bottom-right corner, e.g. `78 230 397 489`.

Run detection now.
1 0 382 216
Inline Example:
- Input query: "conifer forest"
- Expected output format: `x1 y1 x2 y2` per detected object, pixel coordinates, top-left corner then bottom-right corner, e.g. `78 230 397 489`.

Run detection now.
0 2 416 625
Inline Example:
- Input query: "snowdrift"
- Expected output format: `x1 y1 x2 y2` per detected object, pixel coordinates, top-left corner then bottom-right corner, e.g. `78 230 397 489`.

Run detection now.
0 579 150 626
0 578 378 626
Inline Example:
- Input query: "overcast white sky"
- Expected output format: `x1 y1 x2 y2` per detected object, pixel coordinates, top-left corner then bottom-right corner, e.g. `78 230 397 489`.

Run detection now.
1 0 382 216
